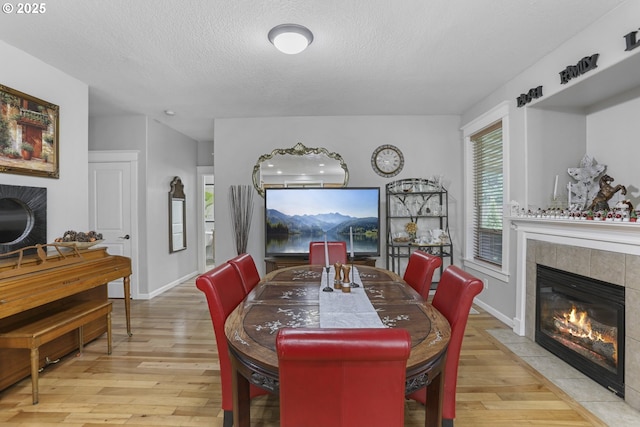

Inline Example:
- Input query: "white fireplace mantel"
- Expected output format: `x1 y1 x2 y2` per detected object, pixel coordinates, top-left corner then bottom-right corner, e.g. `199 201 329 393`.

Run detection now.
510 218 640 336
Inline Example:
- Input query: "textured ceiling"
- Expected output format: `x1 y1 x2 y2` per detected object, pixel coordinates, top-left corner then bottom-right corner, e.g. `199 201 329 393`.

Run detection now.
0 0 625 142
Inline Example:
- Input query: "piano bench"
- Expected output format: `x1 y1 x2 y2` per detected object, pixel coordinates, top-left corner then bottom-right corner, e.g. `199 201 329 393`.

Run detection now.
0 300 112 405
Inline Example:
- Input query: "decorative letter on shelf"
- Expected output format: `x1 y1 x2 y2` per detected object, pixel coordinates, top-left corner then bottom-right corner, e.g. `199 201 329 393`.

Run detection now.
559 54 599 84
624 28 640 51
516 85 543 107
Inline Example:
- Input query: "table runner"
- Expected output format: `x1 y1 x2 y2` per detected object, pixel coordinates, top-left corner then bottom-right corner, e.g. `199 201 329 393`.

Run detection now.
319 266 385 328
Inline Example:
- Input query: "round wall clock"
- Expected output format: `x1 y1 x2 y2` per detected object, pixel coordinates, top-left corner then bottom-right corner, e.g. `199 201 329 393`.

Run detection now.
371 144 404 177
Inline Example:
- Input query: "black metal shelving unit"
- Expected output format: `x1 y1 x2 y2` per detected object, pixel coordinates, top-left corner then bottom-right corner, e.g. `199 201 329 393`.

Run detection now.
385 178 452 289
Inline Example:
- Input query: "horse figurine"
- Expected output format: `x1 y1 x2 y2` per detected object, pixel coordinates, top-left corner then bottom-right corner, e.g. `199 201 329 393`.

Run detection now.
589 174 627 211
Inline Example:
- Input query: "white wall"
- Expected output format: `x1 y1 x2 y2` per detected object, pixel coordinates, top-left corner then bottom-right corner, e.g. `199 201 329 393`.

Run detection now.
460 0 640 325
89 115 198 296
0 40 89 241
197 140 214 166
587 94 640 207
146 119 198 295
214 115 462 276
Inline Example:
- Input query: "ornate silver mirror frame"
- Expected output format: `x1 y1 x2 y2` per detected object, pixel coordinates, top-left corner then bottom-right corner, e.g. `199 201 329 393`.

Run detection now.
252 142 349 197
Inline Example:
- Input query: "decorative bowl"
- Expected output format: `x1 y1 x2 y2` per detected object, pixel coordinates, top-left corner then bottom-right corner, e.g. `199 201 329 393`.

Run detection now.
55 240 103 249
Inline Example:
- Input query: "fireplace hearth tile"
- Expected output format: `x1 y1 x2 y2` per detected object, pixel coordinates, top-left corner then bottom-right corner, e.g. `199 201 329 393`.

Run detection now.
587 401 640 427
526 239 537 262
489 328 640 426
625 255 640 291
503 341 553 357
626 336 640 393
554 378 621 402
486 328 530 344
627 289 640 342
526 259 537 298
521 354 584 380
556 245 591 277
591 249 625 287
627 387 640 418
535 241 557 268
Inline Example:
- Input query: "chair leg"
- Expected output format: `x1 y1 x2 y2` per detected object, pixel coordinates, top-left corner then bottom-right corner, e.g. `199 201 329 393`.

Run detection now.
223 410 233 427
442 418 454 427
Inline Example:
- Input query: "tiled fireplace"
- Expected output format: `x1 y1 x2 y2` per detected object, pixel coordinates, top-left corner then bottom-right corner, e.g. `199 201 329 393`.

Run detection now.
512 218 640 411
536 264 624 396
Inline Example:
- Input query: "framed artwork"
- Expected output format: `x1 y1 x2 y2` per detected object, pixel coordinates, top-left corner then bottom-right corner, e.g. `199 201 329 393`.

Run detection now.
0 84 59 178
205 184 214 221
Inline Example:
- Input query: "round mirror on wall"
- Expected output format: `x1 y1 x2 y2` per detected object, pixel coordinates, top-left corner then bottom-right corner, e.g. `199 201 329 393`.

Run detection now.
252 143 349 197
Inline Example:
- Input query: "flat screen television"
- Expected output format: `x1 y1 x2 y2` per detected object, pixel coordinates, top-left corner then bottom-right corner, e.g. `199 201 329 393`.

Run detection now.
264 187 380 258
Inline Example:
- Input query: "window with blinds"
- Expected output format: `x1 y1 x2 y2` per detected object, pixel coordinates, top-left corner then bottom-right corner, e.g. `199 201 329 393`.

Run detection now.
471 121 503 266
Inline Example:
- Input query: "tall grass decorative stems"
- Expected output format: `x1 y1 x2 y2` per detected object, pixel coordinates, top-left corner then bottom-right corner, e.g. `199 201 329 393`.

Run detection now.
229 185 254 255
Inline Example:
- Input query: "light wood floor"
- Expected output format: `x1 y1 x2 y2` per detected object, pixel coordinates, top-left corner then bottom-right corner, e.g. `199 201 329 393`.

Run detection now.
0 278 606 426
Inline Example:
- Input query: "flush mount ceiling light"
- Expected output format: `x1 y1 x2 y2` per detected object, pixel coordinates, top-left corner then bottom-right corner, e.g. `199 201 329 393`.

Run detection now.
268 24 313 54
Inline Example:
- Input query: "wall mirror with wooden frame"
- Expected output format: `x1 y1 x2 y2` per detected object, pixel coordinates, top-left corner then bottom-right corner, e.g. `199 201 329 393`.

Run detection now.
252 142 349 197
169 176 186 253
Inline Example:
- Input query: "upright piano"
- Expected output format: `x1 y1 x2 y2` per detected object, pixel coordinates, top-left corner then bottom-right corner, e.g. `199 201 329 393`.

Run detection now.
0 245 131 393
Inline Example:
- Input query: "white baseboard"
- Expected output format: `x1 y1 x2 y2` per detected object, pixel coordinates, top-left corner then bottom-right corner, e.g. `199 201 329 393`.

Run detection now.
473 298 514 329
139 271 199 300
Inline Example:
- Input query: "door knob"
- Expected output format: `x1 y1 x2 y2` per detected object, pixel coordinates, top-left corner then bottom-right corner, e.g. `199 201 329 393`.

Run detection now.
119 234 130 240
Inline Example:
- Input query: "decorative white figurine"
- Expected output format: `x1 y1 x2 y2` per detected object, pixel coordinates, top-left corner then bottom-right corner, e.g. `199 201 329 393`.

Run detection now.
567 154 606 210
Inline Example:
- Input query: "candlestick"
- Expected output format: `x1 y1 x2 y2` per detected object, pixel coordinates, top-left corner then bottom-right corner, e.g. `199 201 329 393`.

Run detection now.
324 233 330 268
553 175 558 200
322 266 333 292
349 227 354 258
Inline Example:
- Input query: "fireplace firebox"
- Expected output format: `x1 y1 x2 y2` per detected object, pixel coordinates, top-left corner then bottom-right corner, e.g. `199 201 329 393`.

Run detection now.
536 265 624 397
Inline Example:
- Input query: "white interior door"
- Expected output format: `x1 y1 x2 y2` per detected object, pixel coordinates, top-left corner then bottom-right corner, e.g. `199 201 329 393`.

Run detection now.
89 152 138 298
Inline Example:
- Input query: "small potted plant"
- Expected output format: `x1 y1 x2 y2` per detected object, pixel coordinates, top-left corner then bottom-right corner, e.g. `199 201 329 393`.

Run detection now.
4 148 20 159
21 143 34 160
630 210 638 223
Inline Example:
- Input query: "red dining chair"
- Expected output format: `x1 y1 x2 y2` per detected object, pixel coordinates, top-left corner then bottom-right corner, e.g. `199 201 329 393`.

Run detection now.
276 327 411 427
195 263 269 427
228 253 261 294
406 265 483 427
308 241 347 265
404 250 443 300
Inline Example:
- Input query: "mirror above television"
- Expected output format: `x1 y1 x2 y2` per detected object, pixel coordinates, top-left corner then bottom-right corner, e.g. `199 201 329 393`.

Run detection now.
252 142 349 197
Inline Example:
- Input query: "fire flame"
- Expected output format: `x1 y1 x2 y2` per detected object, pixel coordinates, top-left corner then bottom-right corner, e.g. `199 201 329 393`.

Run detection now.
554 306 617 364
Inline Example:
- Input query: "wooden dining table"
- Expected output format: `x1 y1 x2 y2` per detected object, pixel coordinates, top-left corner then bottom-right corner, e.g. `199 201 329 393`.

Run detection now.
224 264 451 427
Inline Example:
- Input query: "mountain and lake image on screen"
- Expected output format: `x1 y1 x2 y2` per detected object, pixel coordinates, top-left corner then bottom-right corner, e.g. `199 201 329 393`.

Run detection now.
264 187 380 257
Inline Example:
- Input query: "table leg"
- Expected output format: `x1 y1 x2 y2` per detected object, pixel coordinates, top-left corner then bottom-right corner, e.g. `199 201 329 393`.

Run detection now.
231 360 251 427
425 368 444 427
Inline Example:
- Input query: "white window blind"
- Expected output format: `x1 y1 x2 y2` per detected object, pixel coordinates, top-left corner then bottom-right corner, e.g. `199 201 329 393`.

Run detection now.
471 121 503 266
